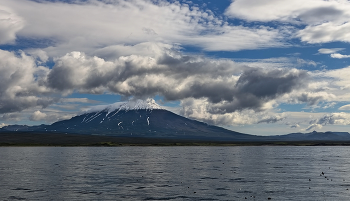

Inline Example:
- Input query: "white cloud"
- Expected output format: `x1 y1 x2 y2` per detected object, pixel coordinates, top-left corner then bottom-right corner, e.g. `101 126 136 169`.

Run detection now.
46 46 308 114
180 97 285 126
310 112 350 126
304 123 323 131
330 53 350 59
317 48 350 59
0 41 311 124
339 104 350 110
61 98 98 103
323 102 336 109
0 49 57 114
225 0 345 23
318 48 344 54
0 123 7 128
298 22 350 43
0 6 23 44
26 49 49 63
29 110 47 121
29 110 72 123
320 66 350 93
225 0 350 44
1 0 286 55
299 112 350 131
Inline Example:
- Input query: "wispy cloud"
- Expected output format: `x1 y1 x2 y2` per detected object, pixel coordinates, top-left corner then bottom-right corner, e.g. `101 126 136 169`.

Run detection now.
318 48 344 54
1 0 287 55
226 0 350 44
330 53 350 59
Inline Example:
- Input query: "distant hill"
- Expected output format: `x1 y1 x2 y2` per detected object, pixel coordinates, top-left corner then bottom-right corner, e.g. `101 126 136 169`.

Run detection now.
1 99 350 142
272 131 350 141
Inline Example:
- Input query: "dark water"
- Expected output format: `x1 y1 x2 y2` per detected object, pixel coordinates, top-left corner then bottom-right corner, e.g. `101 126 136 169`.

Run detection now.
1 146 350 200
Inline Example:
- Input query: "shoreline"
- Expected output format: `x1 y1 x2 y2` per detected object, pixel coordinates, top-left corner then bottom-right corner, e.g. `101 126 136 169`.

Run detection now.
2 132 350 147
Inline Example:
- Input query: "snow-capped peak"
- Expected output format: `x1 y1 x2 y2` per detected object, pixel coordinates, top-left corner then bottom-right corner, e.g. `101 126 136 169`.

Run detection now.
85 98 163 114
117 98 163 111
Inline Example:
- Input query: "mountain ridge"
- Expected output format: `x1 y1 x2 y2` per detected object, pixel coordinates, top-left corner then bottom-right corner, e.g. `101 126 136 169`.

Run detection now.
1 99 350 142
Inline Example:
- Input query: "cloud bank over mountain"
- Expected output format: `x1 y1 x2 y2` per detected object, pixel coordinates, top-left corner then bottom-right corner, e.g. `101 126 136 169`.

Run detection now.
1 0 350 134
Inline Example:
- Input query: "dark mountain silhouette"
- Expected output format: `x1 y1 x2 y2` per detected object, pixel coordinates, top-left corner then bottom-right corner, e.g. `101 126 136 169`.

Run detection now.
0 99 260 141
1 99 350 142
272 131 350 141
1 109 260 141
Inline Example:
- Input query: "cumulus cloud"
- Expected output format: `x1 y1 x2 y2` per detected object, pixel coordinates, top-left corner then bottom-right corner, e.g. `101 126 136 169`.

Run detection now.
295 92 331 106
0 41 345 128
0 39 317 126
0 41 316 127
179 98 288 126
0 113 21 121
46 45 308 113
298 22 350 43
305 112 350 131
26 49 49 63
0 49 58 114
29 110 72 123
318 66 350 97
0 123 7 128
29 110 47 121
290 123 300 129
305 123 323 131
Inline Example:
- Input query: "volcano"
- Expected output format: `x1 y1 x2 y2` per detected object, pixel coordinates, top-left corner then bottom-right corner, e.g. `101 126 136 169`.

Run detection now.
1 99 260 141
2 99 350 143
42 99 260 141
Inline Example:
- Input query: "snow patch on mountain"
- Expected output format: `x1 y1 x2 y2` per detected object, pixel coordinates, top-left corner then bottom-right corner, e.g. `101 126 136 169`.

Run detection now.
85 98 163 114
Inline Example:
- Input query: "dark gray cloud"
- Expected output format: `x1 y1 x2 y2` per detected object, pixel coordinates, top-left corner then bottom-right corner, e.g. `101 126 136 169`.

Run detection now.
0 113 21 121
311 113 347 126
305 113 350 131
299 7 344 24
257 116 285 124
305 124 322 131
207 68 308 114
295 93 324 106
47 49 309 115
0 44 311 128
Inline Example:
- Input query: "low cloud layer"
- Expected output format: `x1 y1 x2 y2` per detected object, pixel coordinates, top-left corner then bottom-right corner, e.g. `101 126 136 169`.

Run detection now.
306 113 350 131
46 44 308 114
29 110 72 123
0 43 311 127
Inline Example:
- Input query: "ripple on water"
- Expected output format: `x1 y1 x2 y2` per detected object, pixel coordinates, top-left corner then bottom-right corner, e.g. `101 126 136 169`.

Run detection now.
2 146 350 201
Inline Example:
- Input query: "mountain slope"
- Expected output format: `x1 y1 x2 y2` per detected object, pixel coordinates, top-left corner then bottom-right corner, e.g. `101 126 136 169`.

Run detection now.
43 109 259 141
1 99 350 142
0 99 259 141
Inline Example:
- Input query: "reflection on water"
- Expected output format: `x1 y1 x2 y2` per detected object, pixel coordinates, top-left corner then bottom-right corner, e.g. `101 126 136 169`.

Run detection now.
1 146 350 200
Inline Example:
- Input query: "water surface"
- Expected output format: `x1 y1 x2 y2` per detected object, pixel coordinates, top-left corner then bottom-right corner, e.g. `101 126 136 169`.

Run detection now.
1 146 350 200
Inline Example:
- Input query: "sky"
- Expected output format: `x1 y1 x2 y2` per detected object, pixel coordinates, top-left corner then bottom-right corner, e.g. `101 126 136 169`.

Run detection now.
1 0 350 135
